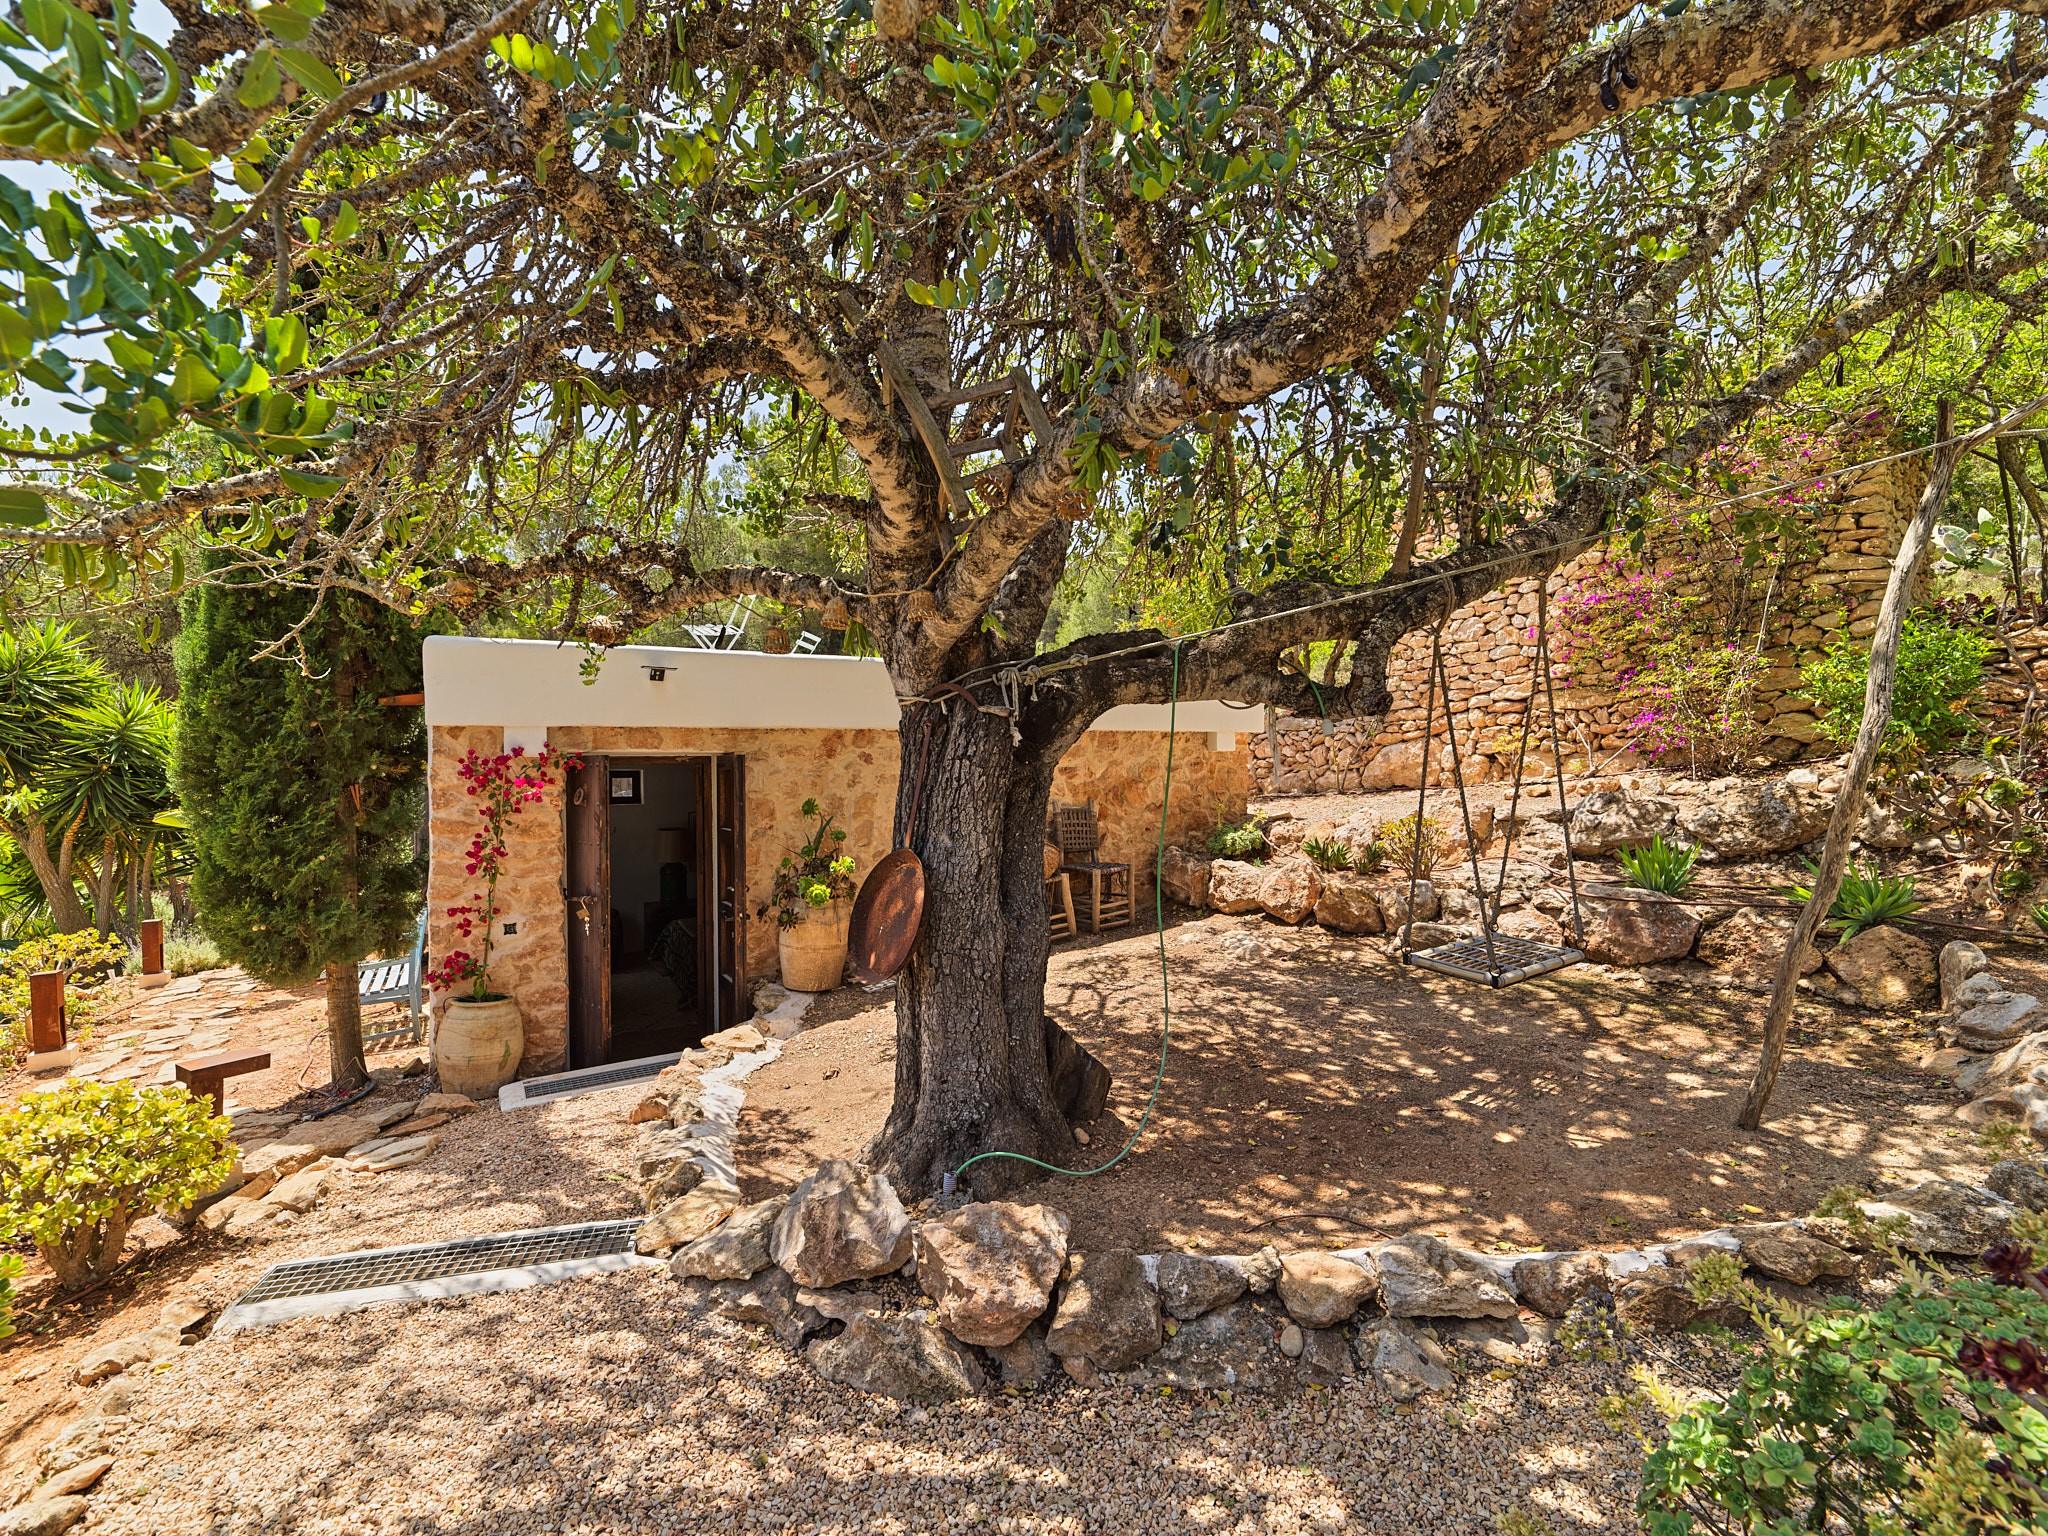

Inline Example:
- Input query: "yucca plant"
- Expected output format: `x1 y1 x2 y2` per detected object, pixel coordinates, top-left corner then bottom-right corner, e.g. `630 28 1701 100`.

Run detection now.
1300 835 1353 873
1787 859 1922 939
1616 835 1699 895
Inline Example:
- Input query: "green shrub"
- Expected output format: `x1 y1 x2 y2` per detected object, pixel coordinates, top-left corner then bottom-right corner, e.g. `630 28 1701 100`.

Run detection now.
1300 835 1353 873
1788 860 1923 940
160 933 223 977
0 1252 20 1339
1638 1216 2048 1536
0 931 128 1063
1802 615 1993 757
1617 835 1699 895
1207 818 1267 859
0 1081 235 1291
1379 813 1457 878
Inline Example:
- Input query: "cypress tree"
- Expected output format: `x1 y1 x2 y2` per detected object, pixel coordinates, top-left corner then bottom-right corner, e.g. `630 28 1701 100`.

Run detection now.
174 575 434 1091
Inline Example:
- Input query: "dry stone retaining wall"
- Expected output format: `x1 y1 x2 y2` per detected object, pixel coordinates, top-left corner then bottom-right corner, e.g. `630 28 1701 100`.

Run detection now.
1255 453 1926 793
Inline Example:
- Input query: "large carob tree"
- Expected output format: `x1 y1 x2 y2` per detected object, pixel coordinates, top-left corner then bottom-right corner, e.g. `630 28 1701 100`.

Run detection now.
1 0 2046 1186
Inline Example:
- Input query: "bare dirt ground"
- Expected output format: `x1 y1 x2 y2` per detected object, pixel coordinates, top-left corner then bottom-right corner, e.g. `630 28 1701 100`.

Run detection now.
733 814 1994 1255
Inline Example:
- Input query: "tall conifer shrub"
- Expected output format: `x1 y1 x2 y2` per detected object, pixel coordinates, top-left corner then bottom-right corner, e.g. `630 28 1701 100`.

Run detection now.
174 575 434 1089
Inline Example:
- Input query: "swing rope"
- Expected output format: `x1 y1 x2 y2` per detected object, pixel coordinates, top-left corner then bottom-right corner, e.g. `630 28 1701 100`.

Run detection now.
1400 580 1586 986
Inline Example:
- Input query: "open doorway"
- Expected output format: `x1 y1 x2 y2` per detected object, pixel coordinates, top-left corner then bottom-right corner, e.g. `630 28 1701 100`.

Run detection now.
608 760 703 1060
565 753 747 1067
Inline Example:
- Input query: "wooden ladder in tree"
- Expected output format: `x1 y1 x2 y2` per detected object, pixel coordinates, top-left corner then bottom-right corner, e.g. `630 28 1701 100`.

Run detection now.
843 299 1057 519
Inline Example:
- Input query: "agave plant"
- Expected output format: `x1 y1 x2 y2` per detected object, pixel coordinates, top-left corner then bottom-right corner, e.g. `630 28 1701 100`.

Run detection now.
1788 859 1923 939
1616 835 1698 896
1300 835 1354 873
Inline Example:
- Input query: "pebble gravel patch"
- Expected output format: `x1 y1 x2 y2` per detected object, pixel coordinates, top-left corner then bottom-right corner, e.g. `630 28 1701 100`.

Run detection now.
85 1271 1660 1536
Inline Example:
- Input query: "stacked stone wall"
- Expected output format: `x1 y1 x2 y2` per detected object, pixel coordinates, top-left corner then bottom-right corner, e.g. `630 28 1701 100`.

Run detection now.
428 725 1247 1077
1253 453 1926 794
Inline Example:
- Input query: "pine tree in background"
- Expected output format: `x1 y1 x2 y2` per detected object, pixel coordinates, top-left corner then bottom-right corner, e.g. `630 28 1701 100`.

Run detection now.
174 574 435 1091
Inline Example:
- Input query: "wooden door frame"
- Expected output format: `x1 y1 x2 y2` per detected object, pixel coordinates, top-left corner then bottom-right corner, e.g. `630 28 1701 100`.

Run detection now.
564 755 611 1069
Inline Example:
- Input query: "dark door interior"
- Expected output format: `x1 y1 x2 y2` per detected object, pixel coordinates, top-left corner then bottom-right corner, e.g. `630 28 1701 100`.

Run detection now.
698 753 747 1035
567 753 744 1066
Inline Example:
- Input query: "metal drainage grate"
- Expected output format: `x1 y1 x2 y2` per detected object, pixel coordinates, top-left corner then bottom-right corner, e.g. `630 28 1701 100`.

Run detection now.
501 1052 680 1109
216 1220 651 1333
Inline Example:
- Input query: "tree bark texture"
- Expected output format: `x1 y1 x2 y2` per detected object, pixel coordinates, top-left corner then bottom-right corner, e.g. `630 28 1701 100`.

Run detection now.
869 701 1077 1196
1736 400 1979 1129
324 959 368 1092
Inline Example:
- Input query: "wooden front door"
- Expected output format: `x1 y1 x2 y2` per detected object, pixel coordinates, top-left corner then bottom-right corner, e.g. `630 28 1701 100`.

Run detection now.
696 753 746 1033
565 754 611 1067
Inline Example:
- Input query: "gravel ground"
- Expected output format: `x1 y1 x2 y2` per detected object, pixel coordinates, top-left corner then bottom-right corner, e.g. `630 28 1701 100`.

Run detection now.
83 1269 1678 1536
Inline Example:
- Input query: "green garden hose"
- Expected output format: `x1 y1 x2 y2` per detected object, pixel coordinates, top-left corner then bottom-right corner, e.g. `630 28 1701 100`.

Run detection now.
943 639 1185 1196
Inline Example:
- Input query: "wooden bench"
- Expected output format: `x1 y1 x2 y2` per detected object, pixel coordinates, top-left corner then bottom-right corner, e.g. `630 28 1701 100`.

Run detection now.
175 1049 272 1115
359 905 427 1047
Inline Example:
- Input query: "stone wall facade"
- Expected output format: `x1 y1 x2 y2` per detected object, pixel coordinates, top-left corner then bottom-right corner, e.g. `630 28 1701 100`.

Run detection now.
1051 729 1251 874
429 724 1246 1076
1253 452 1926 794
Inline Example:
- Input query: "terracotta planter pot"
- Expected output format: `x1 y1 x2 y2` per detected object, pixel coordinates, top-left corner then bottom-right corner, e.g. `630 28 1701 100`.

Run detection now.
778 902 850 992
435 995 524 1098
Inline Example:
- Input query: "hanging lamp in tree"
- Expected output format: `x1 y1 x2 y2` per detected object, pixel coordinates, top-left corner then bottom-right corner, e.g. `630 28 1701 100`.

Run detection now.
173 567 439 1091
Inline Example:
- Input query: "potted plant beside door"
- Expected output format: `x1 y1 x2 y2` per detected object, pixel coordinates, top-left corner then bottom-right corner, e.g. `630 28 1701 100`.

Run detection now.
425 745 578 1096
771 798 858 992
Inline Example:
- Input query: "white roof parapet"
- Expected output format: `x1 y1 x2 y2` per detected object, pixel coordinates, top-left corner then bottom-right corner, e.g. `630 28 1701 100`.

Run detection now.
422 635 1255 736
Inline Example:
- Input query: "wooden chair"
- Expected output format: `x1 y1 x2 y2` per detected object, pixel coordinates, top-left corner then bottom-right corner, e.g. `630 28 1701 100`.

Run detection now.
1049 804 1133 933
359 904 427 1047
1044 844 1077 942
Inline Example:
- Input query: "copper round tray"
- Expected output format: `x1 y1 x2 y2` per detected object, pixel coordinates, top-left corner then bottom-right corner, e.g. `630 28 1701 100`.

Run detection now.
847 847 926 984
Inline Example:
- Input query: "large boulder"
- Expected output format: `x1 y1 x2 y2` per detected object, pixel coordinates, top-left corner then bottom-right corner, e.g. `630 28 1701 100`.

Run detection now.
1258 860 1321 925
1314 872 1384 935
1158 847 1213 909
0 1497 88 1536
1940 941 1993 1009
1613 1266 1707 1331
1987 1159 2048 1212
1154 1252 1249 1320
769 1159 914 1288
1207 860 1266 914
1510 1252 1609 1318
1732 1223 1856 1285
1377 879 1438 928
1275 1252 1378 1329
1360 1319 1455 1400
637 1182 742 1255
805 1313 986 1402
1957 1032 2048 1097
1678 777 1831 856
669 1197 783 1281
1856 1180 2018 1254
1124 1303 1286 1393
1043 1249 1162 1373
912 1201 1069 1347
1575 886 1701 966
1696 908 1821 977
1566 789 1678 856
1952 993 2047 1053
708 1268 827 1350
1826 927 1937 1008
1372 1234 1517 1319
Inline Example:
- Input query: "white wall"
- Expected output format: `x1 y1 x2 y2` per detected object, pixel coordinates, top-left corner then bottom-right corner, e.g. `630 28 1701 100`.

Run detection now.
423 636 1254 738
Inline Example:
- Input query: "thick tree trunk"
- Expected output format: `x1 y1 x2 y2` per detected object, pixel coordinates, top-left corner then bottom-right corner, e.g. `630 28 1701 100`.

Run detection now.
3 816 91 932
323 959 368 1092
867 702 1075 1197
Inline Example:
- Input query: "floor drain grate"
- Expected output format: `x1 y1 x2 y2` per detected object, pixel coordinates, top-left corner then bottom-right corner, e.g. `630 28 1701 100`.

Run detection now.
216 1220 653 1332
498 1052 680 1109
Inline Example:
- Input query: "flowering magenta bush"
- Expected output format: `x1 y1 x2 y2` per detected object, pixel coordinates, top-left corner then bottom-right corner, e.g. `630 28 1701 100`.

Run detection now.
1551 559 1768 777
426 746 579 1002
